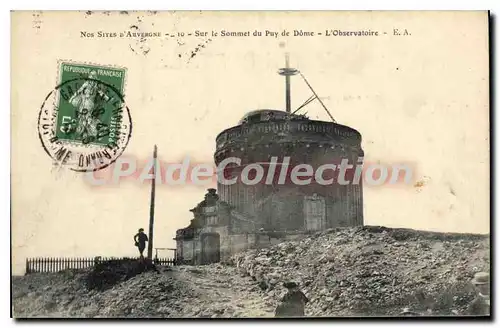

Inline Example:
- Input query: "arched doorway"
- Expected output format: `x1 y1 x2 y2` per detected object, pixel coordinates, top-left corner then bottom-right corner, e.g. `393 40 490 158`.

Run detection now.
201 233 221 264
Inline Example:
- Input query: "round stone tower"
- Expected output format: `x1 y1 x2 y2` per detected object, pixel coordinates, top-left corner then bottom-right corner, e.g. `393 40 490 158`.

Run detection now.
214 107 364 233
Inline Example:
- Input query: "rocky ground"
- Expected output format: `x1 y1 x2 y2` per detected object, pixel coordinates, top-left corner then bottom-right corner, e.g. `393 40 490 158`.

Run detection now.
12 226 489 318
231 226 490 317
12 264 273 318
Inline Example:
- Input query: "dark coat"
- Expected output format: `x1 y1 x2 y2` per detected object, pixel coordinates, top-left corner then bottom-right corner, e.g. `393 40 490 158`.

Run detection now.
275 290 309 317
134 232 148 251
467 296 490 316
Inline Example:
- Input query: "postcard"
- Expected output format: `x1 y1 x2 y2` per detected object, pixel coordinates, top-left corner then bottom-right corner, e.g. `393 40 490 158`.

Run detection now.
11 11 490 318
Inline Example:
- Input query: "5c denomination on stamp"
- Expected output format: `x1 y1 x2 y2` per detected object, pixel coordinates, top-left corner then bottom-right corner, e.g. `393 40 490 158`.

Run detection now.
38 61 132 172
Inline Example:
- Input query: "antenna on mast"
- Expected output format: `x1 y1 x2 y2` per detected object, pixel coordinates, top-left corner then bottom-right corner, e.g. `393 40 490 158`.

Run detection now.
278 53 299 113
299 72 336 123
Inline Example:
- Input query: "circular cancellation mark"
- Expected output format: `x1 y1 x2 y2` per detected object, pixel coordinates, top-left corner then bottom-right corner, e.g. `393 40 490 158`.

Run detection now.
38 75 132 172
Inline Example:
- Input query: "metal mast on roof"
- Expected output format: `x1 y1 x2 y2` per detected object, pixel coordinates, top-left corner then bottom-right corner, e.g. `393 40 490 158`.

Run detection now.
278 53 336 123
278 53 299 113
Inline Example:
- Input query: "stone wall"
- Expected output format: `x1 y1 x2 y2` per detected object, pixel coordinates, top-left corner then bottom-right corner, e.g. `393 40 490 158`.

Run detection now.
182 240 194 262
216 138 364 233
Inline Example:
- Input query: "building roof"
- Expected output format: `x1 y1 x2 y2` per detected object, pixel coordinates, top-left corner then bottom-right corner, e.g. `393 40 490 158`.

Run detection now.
238 109 307 125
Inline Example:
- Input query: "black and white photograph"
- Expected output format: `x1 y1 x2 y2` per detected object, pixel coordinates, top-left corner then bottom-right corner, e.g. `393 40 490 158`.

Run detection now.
9 9 491 319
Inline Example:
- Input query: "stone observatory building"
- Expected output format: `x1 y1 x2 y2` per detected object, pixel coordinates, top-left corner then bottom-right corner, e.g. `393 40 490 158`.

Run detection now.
174 56 364 265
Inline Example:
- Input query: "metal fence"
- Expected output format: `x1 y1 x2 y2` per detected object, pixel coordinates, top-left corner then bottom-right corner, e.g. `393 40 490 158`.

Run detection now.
25 257 176 274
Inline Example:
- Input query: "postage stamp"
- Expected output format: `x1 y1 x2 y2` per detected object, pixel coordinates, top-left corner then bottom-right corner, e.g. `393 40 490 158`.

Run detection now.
38 61 132 172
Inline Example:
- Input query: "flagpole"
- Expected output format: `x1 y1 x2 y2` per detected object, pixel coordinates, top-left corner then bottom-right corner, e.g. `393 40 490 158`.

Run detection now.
285 53 291 113
147 145 157 261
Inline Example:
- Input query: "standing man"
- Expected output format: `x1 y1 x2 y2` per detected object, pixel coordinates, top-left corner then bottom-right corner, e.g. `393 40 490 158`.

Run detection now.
134 228 149 259
275 282 309 317
467 272 490 316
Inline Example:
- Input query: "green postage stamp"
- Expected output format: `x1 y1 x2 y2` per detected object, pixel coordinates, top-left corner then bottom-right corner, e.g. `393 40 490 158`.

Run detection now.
38 61 132 172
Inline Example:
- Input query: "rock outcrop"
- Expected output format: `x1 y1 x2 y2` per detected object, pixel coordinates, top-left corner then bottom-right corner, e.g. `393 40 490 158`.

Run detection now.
231 226 489 316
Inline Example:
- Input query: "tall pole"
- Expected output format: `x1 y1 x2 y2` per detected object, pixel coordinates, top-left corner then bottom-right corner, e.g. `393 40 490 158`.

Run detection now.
285 53 291 113
278 53 298 114
147 145 157 261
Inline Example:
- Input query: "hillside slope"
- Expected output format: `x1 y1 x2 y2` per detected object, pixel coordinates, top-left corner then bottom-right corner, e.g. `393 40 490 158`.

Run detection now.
12 226 489 318
231 226 490 316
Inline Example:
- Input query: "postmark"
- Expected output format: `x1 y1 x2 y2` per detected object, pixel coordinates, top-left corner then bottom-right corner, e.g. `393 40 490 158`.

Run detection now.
38 61 132 172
